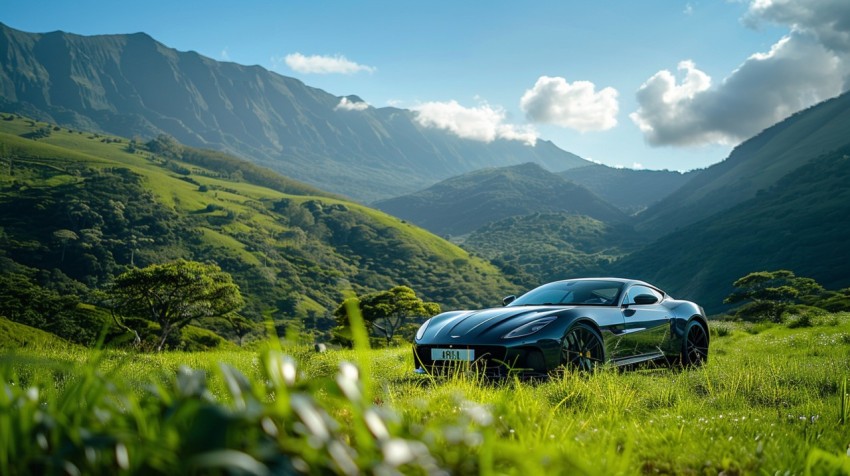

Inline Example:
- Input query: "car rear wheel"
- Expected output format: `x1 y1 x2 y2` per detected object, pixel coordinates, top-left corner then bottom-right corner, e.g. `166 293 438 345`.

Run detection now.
682 320 708 367
560 323 605 372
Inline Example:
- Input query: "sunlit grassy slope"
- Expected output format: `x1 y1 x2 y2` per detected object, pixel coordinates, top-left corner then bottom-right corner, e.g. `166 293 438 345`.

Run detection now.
0 316 73 350
2 315 849 474
0 114 513 328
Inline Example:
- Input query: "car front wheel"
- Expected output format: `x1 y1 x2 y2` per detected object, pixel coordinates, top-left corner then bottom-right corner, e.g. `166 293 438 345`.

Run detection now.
560 323 605 372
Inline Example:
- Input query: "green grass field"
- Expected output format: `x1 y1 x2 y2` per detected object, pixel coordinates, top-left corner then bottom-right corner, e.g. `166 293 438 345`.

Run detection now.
2 315 850 475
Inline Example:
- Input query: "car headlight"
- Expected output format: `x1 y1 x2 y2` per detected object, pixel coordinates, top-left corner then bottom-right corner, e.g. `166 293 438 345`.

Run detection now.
415 319 431 341
502 316 557 339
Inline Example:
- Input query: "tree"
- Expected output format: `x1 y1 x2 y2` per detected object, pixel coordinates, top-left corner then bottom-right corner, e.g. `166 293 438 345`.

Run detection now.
52 229 79 263
126 233 154 268
145 134 183 159
724 270 824 322
334 286 441 346
110 260 244 351
817 287 850 312
0 273 79 331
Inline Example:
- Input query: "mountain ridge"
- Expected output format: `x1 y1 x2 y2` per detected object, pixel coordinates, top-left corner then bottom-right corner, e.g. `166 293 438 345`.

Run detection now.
559 165 697 215
614 145 850 313
0 22 591 202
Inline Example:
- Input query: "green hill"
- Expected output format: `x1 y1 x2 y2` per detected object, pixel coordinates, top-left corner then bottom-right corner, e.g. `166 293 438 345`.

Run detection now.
0 316 72 350
462 212 645 288
0 114 513 345
613 146 850 312
635 90 850 238
374 163 627 237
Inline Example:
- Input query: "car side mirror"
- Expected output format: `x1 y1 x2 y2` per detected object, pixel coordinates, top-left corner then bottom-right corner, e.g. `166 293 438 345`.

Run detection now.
633 294 659 305
502 295 516 306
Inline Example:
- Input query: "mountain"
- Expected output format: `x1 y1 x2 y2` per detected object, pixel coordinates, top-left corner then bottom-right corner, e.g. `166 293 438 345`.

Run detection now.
613 145 850 313
559 165 697 214
635 90 850 237
0 23 590 202
373 162 628 237
0 114 514 345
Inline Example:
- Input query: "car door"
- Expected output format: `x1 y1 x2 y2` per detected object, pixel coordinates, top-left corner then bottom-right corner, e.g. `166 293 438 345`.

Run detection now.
614 285 671 364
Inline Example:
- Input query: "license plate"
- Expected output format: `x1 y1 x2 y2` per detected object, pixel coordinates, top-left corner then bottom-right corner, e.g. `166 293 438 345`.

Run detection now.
431 348 474 361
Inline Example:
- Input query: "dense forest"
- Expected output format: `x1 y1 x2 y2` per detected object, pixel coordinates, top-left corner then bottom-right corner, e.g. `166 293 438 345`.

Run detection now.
460 212 643 288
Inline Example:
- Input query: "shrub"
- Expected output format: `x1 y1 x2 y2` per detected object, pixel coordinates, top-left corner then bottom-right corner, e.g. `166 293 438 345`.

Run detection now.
709 321 734 337
785 305 828 329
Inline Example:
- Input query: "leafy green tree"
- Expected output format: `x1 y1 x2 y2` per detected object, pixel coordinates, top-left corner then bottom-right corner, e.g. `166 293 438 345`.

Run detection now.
110 260 244 351
334 286 441 346
52 229 79 263
145 134 183 158
816 287 850 312
0 272 103 344
126 233 154 268
724 270 825 322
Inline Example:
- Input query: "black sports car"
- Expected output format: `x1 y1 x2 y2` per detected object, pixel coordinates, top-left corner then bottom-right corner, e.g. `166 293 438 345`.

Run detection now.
413 278 708 376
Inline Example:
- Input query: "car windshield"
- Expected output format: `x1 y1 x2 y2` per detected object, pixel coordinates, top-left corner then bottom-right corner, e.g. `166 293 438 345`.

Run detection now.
508 280 624 307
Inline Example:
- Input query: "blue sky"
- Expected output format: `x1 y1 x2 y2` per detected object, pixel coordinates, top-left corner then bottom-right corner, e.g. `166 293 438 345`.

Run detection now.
4 1 849 172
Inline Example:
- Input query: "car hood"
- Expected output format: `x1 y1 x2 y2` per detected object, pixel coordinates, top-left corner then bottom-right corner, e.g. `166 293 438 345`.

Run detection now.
424 306 571 341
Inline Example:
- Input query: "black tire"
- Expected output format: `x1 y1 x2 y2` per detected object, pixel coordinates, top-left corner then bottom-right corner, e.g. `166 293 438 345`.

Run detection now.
560 323 605 372
681 320 709 367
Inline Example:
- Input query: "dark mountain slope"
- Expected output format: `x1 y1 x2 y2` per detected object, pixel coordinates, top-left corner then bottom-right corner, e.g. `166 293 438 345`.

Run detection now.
0 23 589 202
613 147 850 313
635 91 850 238
374 162 627 237
559 165 696 214
637 89 850 236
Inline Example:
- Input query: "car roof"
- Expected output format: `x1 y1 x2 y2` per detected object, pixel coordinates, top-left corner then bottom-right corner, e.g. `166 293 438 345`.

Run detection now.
553 277 663 294
554 277 649 286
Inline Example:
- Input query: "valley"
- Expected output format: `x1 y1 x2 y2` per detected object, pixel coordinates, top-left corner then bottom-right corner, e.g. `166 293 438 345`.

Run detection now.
2 9 850 474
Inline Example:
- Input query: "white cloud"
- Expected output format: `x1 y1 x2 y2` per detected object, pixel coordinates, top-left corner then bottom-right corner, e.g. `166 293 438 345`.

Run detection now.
413 100 538 146
631 0 850 148
630 34 846 146
632 162 644 170
220 47 231 61
280 52 376 75
745 0 850 54
520 76 619 132
335 97 370 111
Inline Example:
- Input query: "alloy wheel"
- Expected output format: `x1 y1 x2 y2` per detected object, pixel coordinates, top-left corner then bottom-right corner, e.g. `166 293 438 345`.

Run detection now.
561 323 604 372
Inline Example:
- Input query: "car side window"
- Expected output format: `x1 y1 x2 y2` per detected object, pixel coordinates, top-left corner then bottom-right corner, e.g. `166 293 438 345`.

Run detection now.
624 285 663 305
